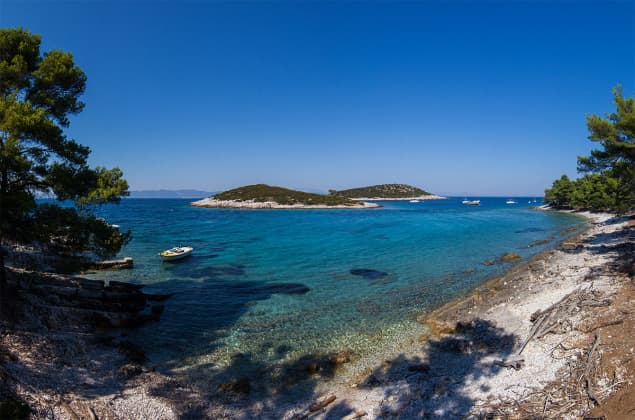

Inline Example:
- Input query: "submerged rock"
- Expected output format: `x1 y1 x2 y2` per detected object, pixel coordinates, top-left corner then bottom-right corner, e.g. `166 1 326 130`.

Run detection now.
483 252 522 266
261 282 310 295
331 349 354 366
422 319 455 335
500 252 522 262
528 239 550 248
515 227 545 233
350 268 388 280
356 301 382 314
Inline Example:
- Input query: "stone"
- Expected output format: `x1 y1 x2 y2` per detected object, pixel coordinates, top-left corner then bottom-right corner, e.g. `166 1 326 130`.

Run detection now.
331 349 354 366
262 282 310 295
500 252 522 262
350 268 388 280
361 374 381 387
218 378 251 395
119 363 143 379
118 340 146 363
77 278 105 290
425 319 455 335
407 363 430 373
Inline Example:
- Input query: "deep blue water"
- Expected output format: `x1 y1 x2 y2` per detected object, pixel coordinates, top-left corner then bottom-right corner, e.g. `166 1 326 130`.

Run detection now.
86 197 584 374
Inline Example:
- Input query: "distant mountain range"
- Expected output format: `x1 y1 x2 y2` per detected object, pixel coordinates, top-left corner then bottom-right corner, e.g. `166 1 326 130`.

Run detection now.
129 189 214 199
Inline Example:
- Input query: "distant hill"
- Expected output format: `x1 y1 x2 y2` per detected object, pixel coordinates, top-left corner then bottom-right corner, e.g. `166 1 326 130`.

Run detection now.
129 189 214 199
329 184 432 199
212 184 356 206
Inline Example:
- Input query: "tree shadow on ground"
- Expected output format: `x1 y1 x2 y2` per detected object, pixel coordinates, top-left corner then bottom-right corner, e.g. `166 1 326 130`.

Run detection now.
144 318 517 419
146 341 358 419
0 281 133 410
325 318 517 418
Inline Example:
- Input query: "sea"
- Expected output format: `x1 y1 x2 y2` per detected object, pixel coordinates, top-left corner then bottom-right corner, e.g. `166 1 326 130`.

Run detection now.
86 197 585 383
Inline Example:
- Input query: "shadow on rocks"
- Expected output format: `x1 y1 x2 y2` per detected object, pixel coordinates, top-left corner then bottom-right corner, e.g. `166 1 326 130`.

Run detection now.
344 318 517 418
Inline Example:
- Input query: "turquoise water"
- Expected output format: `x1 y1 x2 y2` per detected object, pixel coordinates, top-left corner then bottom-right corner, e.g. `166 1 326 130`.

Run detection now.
87 198 584 376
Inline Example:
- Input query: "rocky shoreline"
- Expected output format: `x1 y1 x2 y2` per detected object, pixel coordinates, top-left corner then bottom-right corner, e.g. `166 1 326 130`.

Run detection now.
0 267 178 419
190 198 380 209
280 211 634 419
350 194 447 201
1 211 633 419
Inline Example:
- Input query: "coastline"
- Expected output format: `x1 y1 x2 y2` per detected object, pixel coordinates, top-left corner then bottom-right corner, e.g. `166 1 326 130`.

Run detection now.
2 210 632 419
350 194 447 201
190 197 381 209
295 210 634 418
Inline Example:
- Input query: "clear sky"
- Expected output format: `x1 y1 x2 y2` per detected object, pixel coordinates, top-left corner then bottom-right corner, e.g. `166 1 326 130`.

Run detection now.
2 1 633 196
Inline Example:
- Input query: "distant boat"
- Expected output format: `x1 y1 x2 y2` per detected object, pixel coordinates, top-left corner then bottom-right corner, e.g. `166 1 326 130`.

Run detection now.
506 199 517 204
461 198 470 204
409 199 420 203
159 246 193 261
466 200 481 206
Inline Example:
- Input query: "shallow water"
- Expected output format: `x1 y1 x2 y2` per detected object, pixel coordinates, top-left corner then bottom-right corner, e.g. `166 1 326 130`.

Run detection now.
86 198 584 377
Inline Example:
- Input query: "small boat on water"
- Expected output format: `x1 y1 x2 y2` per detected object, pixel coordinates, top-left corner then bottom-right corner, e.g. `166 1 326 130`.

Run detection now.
466 200 481 206
506 199 517 204
159 246 193 261
461 198 470 204
409 199 420 203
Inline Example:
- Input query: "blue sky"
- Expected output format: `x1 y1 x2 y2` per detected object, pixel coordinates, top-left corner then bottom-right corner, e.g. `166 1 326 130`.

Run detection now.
2 1 633 196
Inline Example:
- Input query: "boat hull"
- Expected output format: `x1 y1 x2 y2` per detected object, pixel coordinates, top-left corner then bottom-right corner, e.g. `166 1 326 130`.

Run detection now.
160 247 193 262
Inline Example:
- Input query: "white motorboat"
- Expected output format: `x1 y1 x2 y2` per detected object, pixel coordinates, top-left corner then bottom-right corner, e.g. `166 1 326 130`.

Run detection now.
159 246 193 261
409 199 420 203
461 198 470 204
506 199 517 204
466 200 481 206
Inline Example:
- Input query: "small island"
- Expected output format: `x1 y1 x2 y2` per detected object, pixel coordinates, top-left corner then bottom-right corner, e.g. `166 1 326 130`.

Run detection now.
190 184 380 209
329 183 446 200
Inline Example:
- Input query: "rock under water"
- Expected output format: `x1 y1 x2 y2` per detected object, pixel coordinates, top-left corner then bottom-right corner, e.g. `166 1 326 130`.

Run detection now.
349 268 388 280
260 282 310 295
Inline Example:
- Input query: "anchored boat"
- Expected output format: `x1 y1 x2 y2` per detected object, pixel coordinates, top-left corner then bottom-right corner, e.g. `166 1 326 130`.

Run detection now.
159 246 193 261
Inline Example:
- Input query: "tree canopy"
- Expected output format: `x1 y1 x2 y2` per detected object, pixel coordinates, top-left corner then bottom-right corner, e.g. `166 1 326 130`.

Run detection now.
545 87 635 212
0 28 130 269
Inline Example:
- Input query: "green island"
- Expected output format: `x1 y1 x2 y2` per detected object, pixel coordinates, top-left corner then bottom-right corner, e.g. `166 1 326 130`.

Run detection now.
214 184 356 205
191 184 379 208
329 183 442 199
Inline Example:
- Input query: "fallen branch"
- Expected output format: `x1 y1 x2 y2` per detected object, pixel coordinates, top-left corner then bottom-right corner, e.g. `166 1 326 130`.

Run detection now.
579 318 624 333
584 332 600 406
308 395 336 413
495 357 524 370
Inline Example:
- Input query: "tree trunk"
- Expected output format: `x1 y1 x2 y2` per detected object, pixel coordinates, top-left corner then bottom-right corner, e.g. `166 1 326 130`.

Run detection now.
0 248 5 315
0 146 7 314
